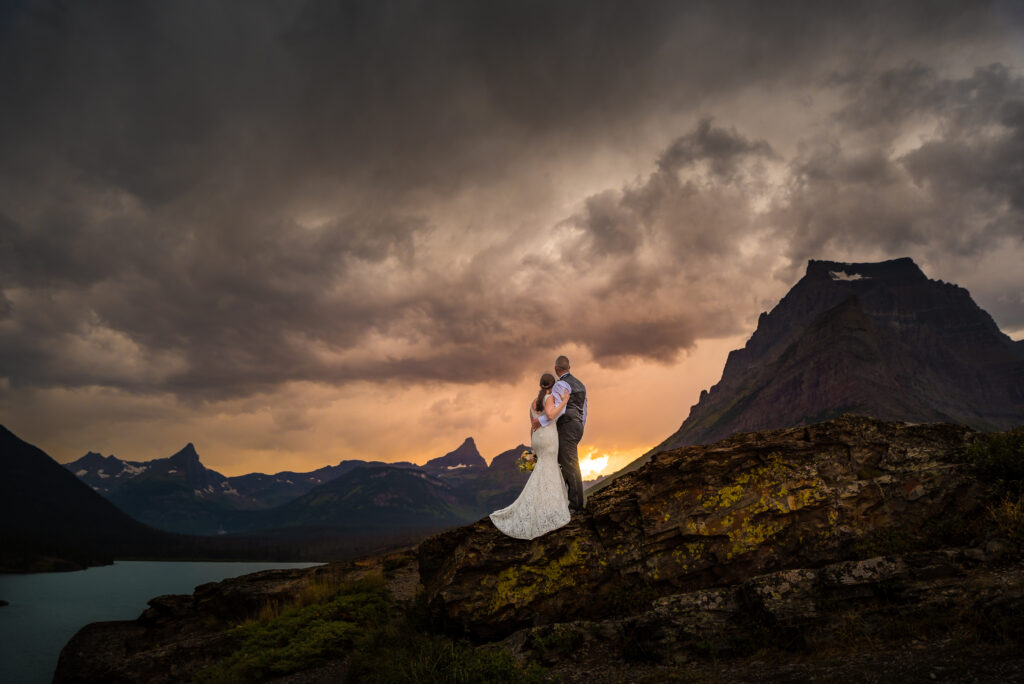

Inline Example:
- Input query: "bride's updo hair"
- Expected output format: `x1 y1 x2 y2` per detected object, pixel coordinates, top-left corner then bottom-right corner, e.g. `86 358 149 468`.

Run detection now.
535 373 556 412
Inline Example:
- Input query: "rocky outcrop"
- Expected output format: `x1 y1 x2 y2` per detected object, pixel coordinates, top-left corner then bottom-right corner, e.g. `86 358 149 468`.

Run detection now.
419 416 983 639
503 547 1024 682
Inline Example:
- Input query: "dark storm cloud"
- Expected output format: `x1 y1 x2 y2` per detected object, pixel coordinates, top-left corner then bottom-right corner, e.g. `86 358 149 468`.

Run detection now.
777 63 1024 267
1 0 1022 401
0 1 1001 202
657 119 777 180
550 119 780 363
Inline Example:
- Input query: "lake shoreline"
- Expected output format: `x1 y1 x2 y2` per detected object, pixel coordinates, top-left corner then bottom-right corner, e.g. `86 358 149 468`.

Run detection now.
1 553 338 575
0 559 325 684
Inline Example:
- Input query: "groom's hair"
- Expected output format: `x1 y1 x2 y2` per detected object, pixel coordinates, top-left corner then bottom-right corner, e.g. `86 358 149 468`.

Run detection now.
555 355 570 373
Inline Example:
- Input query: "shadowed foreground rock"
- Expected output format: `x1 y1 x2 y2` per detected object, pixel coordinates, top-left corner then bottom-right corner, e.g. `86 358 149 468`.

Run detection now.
418 415 982 639
503 547 1024 683
54 566 314 684
53 554 420 684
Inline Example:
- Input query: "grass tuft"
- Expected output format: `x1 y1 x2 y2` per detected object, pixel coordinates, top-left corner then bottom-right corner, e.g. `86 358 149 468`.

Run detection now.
347 623 548 683
967 427 1024 498
190 574 390 683
190 572 550 683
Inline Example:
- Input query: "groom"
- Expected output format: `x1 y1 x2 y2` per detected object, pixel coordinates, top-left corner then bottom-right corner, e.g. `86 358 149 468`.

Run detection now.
533 355 587 513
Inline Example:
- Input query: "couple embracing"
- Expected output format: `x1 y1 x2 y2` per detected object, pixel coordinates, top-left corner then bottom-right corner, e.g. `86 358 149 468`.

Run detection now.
490 355 587 540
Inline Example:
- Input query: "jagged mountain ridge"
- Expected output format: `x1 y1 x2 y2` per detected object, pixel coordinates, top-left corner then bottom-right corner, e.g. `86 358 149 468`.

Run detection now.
65 446 420 507
225 465 477 534
63 437 531 536
0 425 446 571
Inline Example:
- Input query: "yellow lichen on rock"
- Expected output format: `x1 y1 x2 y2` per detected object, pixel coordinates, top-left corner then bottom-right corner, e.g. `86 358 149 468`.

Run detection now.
489 539 587 611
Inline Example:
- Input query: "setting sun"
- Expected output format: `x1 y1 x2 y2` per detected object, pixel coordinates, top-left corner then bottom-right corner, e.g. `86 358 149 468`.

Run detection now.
577 445 652 479
579 453 610 478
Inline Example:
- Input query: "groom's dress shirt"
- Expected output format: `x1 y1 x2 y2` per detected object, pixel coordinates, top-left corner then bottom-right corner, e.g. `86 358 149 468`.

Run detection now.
538 373 587 428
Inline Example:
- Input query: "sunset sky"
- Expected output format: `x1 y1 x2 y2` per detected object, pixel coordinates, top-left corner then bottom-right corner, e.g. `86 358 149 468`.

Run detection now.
2 1 1023 478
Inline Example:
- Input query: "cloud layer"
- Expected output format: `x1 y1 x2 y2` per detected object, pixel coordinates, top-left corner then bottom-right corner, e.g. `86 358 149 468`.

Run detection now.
1 1 1022 467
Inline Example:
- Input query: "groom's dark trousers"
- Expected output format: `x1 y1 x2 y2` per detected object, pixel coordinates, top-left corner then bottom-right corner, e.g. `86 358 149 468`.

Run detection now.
556 418 585 512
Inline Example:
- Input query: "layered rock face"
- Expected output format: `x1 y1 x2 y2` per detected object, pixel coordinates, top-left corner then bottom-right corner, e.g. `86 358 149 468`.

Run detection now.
659 258 1024 453
419 416 981 640
503 548 1024 681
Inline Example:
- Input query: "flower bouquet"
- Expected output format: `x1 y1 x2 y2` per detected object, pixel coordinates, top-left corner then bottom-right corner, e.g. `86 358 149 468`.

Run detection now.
518 449 536 472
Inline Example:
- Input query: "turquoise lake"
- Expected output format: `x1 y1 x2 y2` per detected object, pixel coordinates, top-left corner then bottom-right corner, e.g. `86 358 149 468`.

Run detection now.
0 560 324 684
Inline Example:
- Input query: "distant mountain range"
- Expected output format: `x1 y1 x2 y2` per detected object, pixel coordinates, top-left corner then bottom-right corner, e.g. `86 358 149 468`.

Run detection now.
2 426 518 572
62 437 531 536
595 257 1024 489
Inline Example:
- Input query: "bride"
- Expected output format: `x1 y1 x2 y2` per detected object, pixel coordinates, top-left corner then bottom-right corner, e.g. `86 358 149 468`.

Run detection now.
489 373 571 539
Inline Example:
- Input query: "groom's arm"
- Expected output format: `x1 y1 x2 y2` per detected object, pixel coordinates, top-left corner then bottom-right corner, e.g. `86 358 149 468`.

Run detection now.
542 389 569 421
536 385 569 427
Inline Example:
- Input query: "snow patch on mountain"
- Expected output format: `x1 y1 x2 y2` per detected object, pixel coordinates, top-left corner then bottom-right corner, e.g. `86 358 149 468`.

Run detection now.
829 270 868 281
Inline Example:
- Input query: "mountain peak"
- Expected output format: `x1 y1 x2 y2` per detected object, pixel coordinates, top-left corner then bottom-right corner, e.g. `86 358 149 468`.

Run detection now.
66 450 121 470
804 256 926 284
651 257 1024 453
424 437 486 470
489 444 530 472
169 443 200 464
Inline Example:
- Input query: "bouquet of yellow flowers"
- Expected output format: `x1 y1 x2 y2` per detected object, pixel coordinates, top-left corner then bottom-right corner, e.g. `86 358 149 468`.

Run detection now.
518 450 536 472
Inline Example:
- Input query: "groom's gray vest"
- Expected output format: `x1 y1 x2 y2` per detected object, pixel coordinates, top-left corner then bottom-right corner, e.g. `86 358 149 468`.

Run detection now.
557 373 586 427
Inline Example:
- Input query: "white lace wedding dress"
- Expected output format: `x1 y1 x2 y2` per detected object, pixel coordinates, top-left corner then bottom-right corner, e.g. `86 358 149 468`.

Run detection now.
489 405 571 540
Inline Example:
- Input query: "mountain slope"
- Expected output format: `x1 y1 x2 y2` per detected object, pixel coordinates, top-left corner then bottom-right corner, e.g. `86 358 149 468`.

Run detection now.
64 445 422 534
595 257 1024 490
664 257 1024 449
76 444 251 535
228 464 478 534
62 435 534 537
0 425 169 570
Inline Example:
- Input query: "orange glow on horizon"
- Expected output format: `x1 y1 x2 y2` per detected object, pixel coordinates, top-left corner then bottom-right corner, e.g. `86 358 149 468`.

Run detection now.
578 444 650 479
579 451 610 478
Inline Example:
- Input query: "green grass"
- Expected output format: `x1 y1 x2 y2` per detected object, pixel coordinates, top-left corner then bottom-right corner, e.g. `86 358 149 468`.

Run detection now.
988 492 1024 552
190 575 390 683
968 426 1024 556
968 427 1024 498
189 573 551 683
347 623 548 683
